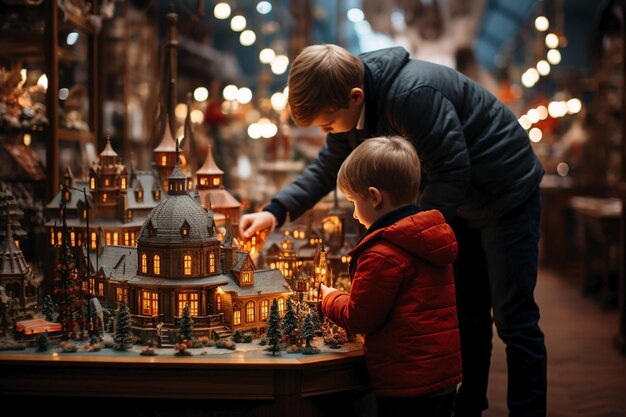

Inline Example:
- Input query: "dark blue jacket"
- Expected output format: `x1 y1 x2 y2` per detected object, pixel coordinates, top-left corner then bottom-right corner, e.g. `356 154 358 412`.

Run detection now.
265 46 544 225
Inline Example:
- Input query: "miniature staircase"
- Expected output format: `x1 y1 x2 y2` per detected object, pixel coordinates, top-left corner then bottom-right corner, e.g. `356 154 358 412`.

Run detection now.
211 326 233 340
158 332 174 349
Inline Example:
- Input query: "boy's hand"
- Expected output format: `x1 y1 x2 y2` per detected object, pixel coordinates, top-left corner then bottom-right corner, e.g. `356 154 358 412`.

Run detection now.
239 211 277 239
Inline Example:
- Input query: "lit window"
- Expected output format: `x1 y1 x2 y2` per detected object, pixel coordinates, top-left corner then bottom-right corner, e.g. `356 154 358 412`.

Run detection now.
209 252 216 273
142 290 158 315
113 232 119 245
216 294 222 311
213 177 220 186
233 304 241 325
90 177 96 190
97 283 104 297
90 232 97 250
177 292 199 316
116 287 128 303
56 231 62 245
124 232 130 246
105 179 110 186
102 193 107 203
153 254 160 275
278 298 285 315
200 178 208 186
70 232 75 246
121 177 127 190
161 155 167 166
242 272 250 283
141 253 147 273
260 300 269 321
183 254 192 275
105 232 111 245
246 301 255 323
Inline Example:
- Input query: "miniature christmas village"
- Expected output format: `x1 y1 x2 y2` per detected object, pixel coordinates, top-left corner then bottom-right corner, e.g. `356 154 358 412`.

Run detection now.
0 6 362 360
0 108 361 359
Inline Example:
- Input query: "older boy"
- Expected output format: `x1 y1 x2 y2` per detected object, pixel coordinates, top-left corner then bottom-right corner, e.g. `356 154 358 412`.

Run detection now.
240 44 547 417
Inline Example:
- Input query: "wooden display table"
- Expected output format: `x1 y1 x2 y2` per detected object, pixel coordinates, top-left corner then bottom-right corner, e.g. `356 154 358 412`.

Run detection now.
0 344 370 417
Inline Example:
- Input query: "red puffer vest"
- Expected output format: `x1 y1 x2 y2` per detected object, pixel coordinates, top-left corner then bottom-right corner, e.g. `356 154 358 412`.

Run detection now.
322 209 462 397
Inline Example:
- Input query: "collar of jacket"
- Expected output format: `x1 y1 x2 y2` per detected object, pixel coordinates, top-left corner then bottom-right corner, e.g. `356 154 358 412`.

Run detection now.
348 204 421 276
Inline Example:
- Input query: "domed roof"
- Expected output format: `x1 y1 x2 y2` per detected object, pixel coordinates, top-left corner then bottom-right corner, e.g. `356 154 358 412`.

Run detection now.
138 193 213 244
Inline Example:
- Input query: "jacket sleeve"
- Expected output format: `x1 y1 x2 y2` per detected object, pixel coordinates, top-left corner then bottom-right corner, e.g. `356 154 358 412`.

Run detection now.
264 131 355 226
391 86 471 221
322 251 404 335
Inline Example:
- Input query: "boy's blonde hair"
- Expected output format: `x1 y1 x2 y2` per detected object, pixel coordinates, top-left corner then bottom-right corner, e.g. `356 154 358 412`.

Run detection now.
287 44 364 127
338 136 421 206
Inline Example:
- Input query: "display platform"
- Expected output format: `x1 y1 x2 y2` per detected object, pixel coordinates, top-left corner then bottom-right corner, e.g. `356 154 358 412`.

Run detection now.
0 338 371 417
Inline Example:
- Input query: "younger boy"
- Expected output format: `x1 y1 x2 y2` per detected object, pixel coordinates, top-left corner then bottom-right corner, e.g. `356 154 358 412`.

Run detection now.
319 136 461 417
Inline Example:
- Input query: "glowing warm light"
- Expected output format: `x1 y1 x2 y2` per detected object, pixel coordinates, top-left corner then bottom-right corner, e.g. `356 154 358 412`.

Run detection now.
248 123 262 139
259 48 275 64
536 105 548 120
37 74 48 91
174 103 187 119
547 49 561 65
529 127 543 142
536 60 551 76
230 15 247 32
518 115 532 130
271 92 287 111
556 162 569 176
271 54 289 75
545 33 559 49
535 16 549 32
214 2 231 19
240 30 256 46
548 101 567 118
521 69 539 88
23 133 31 146
237 87 253 104
527 109 540 124
223 84 238 101
190 109 204 124
193 87 209 102
567 98 582 114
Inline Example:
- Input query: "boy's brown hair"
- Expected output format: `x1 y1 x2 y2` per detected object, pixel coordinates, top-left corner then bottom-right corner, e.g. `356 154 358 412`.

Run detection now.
287 44 364 126
337 136 421 206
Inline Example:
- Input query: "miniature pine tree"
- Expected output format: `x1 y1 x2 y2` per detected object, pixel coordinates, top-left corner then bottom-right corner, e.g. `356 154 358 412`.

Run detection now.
113 301 133 350
302 312 315 348
283 296 298 345
179 302 194 342
42 294 57 322
266 298 282 356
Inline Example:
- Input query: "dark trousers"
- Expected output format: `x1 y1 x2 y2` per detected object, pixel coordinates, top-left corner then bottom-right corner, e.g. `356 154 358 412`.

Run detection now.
451 188 547 417
378 389 456 417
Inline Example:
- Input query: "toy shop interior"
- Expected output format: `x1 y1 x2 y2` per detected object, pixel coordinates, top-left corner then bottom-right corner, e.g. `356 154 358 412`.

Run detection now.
0 0 625 416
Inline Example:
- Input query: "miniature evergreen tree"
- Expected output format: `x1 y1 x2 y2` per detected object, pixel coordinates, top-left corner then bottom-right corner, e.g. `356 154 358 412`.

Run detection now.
302 312 315 348
42 294 57 322
283 296 298 345
266 298 282 356
113 301 133 350
179 302 194 342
